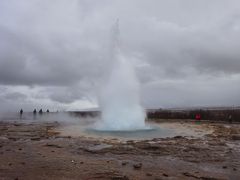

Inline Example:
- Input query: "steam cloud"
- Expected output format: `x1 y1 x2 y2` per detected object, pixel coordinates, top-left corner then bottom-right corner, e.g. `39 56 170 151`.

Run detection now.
97 21 146 131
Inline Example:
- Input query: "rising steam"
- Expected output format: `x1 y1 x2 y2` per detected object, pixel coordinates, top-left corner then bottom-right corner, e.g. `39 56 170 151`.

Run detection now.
97 20 146 131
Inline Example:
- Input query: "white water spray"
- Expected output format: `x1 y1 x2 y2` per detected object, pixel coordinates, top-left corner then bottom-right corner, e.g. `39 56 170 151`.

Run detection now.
97 20 146 131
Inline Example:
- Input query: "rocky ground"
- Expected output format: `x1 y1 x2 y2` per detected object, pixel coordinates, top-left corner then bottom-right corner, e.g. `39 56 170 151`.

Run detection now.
0 120 240 180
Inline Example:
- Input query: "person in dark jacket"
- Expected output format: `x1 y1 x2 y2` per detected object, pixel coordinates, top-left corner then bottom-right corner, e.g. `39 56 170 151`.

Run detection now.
33 109 37 119
228 114 232 123
39 109 43 114
19 109 23 119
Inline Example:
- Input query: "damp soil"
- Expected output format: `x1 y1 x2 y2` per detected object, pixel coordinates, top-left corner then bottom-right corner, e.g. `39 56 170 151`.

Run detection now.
0 120 240 180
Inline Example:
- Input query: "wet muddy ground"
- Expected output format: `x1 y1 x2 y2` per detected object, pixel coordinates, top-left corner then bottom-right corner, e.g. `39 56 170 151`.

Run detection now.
0 120 240 180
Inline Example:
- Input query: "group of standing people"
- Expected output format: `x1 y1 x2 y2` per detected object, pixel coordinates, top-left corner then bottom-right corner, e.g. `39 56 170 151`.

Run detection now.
33 109 50 115
19 109 50 116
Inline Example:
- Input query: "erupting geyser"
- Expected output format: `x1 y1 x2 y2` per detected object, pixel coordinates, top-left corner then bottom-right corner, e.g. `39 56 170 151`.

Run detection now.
97 20 146 131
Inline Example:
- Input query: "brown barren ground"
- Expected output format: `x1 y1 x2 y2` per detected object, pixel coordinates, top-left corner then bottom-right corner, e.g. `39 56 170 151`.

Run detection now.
0 120 240 180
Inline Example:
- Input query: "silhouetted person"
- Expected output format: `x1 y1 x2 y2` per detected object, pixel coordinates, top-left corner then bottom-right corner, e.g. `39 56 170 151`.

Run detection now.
228 114 232 124
19 109 23 119
46 109 49 113
38 109 42 114
33 109 37 119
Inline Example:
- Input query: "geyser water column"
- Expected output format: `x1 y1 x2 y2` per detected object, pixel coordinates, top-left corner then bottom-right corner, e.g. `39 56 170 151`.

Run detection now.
97 20 146 131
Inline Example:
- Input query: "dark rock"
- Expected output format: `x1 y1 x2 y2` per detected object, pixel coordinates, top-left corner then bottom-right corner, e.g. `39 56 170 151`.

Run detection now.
45 144 62 148
183 172 197 178
173 136 183 139
56 135 72 139
133 163 142 169
111 175 129 180
122 161 128 166
231 135 240 140
162 173 168 177
146 173 152 176
31 137 41 141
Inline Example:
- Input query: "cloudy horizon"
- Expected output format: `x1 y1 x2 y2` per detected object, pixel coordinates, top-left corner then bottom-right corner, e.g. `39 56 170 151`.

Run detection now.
0 0 240 112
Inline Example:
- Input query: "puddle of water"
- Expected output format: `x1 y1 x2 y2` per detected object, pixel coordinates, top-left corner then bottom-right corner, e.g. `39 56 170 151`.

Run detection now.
57 122 213 140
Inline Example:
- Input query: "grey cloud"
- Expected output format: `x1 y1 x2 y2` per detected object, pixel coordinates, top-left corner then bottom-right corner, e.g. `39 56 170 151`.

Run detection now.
0 0 240 111
3 92 27 101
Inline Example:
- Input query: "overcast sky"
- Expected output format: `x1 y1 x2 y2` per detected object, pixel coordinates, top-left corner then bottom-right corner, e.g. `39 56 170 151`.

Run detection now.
0 0 240 112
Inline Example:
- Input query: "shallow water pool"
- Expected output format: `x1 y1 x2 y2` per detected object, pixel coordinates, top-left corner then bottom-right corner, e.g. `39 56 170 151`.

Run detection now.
57 122 213 140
